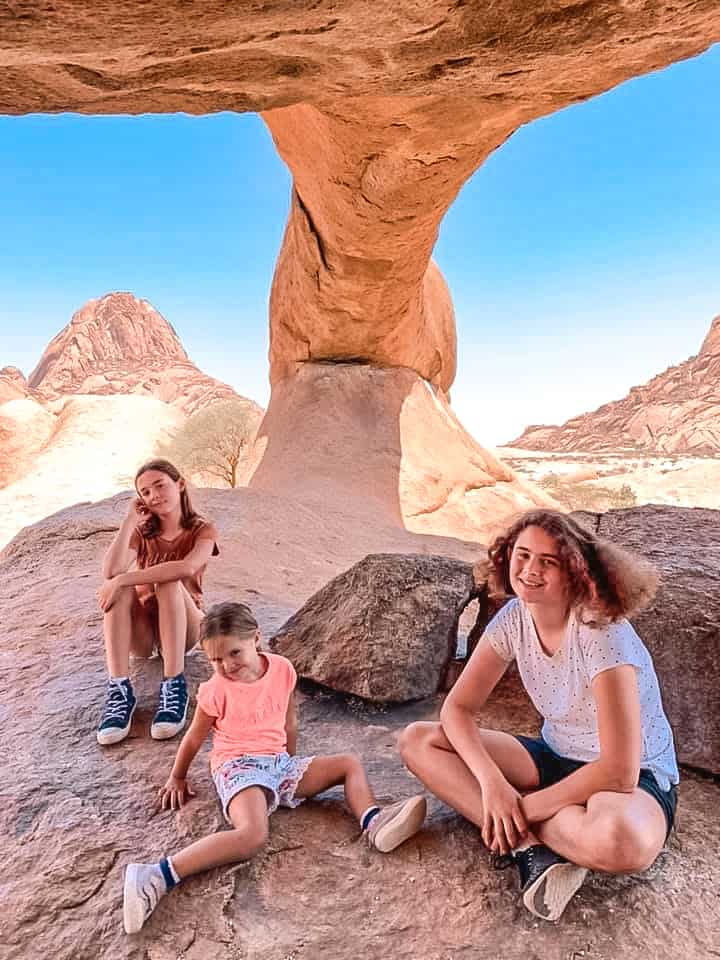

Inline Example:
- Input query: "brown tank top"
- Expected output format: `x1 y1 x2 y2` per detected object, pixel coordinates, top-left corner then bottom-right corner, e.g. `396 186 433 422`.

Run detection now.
129 519 219 608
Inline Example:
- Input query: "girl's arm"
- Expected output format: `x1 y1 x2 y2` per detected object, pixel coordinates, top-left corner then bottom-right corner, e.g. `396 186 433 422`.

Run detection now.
441 638 528 853
97 534 218 610
101 499 143 578
119 531 218 587
522 664 641 825
284 693 298 756
440 638 511 784
158 706 215 810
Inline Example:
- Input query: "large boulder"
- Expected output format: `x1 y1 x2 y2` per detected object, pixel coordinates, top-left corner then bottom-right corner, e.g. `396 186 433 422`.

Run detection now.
271 553 480 702
584 505 720 776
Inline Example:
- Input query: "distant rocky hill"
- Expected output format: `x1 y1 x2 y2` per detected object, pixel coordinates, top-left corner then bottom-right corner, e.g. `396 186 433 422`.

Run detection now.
0 293 265 545
510 314 720 454
27 292 257 417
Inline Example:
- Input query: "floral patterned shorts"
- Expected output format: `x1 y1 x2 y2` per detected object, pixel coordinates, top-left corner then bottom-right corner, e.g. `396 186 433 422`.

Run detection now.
212 752 315 822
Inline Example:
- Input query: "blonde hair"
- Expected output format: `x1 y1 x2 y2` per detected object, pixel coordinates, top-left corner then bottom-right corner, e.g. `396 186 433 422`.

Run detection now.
200 601 258 657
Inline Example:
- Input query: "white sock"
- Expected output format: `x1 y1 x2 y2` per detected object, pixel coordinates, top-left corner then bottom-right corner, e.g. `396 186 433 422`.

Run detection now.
109 676 129 684
360 805 381 831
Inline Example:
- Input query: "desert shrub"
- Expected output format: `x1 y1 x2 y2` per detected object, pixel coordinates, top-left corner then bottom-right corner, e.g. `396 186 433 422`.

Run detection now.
540 473 637 512
157 399 262 488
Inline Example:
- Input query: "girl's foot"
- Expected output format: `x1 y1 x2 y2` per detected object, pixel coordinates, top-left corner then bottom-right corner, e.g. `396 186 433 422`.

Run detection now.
150 673 189 740
365 795 427 852
97 679 136 746
514 845 588 921
123 862 168 933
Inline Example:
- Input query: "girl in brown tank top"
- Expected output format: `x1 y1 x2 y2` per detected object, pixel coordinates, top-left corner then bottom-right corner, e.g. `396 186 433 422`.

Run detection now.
95 458 219 748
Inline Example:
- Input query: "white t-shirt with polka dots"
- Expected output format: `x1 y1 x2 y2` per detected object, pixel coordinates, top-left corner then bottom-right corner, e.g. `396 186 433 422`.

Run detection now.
485 598 679 791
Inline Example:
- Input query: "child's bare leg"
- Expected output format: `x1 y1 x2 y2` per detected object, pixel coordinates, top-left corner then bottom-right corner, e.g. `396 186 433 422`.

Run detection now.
535 788 667 874
295 754 427 852
399 721 540 831
104 586 155 676
170 786 269 879
154 581 201 677
123 788 269 934
294 754 375 820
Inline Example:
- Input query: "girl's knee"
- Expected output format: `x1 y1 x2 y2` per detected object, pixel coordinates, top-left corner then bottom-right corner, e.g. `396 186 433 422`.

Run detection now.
398 722 434 765
229 822 268 859
588 814 659 873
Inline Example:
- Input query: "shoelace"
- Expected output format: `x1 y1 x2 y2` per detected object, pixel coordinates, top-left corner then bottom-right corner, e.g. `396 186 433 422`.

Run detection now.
103 682 130 721
158 679 183 714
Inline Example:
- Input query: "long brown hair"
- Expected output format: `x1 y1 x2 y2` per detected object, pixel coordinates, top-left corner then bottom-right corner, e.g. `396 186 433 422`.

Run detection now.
134 458 200 537
485 509 658 623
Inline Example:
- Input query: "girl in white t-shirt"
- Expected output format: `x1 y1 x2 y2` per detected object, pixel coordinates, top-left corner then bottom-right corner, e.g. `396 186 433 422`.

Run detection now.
399 509 679 922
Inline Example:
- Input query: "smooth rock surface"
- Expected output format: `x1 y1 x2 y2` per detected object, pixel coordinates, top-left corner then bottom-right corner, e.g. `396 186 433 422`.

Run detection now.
271 553 480 702
247 361 548 540
1 489 717 960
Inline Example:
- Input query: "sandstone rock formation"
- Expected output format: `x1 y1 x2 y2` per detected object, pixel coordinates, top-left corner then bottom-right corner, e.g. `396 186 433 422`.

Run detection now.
2 490 718 960
272 553 479 702
0 365 29 403
511 314 720 454
575 505 720 775
0 396 55 488
0 293 264 547
4 3 720 530
28 292 254 417
0 394 185 549
246 361 548 539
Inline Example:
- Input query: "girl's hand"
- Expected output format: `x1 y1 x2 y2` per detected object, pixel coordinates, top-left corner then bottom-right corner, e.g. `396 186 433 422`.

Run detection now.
158 775 196 811
96 576 123 612
125 496 150 522
479 773 528 855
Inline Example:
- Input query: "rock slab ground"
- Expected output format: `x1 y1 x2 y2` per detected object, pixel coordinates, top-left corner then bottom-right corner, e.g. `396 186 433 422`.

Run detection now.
1 489 719 959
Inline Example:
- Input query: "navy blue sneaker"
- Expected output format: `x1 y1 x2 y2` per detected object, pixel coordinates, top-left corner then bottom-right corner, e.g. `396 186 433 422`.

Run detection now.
514 845 588 921
150 673 189 740
97 679 136 746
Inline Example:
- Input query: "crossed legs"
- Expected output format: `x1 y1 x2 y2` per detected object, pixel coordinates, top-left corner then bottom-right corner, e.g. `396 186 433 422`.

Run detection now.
398 721 667 873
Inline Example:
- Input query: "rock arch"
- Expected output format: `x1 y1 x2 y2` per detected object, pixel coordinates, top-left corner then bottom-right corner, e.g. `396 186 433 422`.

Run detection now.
3 2 719 533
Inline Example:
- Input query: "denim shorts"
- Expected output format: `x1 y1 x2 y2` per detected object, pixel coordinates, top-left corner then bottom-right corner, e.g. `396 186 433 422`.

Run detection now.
516 735 678 839
212 752 315 822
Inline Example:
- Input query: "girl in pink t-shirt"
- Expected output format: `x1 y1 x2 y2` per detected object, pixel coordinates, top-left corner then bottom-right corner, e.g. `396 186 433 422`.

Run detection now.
122 601 426 935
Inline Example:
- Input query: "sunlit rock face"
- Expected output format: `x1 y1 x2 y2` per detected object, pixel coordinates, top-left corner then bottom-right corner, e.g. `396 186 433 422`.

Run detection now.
28 292 246 416
3 2 719 527
510 314 720 454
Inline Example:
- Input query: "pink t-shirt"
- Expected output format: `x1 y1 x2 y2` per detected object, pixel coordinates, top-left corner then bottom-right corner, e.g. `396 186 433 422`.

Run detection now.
196 653 297 771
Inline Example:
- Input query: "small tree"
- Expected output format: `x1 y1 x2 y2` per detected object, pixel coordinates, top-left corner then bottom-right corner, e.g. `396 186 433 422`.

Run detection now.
158 399 262 488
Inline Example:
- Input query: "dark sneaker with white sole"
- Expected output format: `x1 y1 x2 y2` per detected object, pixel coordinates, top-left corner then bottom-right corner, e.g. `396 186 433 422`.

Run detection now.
150 673 189 740
97 679 136 746
514 844 588 921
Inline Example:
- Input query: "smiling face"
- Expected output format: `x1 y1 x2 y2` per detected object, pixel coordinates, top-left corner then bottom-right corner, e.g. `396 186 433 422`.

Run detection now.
206 632 262 682
509 525 570 612
135 468 183 519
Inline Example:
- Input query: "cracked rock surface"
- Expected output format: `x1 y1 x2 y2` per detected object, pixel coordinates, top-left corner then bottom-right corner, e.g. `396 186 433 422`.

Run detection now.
2 490 718 959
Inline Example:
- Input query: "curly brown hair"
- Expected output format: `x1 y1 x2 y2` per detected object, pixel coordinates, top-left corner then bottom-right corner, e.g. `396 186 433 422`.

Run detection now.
485 509 658 623
134 458 201 538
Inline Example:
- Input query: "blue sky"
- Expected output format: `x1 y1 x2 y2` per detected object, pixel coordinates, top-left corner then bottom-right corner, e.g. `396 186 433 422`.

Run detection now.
1 42 718 446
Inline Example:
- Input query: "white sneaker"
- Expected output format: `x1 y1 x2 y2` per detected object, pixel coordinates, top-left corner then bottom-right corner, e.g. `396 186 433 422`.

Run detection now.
123 862 167 934
365 795 427 853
